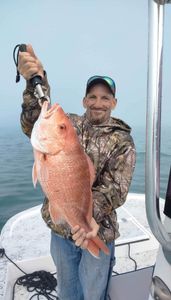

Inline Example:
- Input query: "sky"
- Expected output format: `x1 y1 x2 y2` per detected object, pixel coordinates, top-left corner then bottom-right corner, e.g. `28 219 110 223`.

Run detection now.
0 0 171 131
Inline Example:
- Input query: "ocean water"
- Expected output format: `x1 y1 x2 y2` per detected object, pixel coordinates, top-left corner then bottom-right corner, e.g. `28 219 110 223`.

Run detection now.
0 126 170 231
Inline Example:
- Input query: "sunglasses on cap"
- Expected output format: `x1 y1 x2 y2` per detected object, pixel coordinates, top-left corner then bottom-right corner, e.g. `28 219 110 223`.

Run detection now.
86 75 116 96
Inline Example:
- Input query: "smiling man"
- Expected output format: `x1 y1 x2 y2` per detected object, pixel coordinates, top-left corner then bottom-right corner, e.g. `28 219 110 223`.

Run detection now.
83 76 117 125
18 45 136 300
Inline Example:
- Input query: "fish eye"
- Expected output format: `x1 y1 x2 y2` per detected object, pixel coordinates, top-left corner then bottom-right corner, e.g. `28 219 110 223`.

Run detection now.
59 123 66 130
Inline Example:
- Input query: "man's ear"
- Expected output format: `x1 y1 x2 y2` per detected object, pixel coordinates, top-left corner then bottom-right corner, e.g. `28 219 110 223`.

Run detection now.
111 98 117 110
83 97 87 109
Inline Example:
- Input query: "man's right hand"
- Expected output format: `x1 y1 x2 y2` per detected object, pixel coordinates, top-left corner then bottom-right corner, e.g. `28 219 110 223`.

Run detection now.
71 217 99 249
18 44 44 81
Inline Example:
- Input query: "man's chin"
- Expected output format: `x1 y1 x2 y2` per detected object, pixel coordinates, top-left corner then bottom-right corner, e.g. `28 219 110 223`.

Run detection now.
90 112 104 122
89 117 104 125
86 111 109 124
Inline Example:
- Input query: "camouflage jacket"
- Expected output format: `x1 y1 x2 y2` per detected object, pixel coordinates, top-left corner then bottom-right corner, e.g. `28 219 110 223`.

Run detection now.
20 77 136 243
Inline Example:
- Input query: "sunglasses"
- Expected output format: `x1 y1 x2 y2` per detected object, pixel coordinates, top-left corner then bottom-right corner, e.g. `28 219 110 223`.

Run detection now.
86 75 116 96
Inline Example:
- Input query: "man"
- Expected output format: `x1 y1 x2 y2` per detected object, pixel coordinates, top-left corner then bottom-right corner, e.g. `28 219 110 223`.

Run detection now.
18 45 136 300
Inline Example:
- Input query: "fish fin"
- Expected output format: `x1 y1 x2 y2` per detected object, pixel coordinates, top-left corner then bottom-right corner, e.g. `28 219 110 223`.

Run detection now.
92 236 110 255
85 154 95 186
32 163 38 188
33 149 46 161
86 196 93 225
49 204 63 224
87 236 109 258
87 239 100 258
84 155 95 222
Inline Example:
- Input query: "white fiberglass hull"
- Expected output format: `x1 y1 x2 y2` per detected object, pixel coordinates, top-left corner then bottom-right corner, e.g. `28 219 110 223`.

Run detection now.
148 216 171 299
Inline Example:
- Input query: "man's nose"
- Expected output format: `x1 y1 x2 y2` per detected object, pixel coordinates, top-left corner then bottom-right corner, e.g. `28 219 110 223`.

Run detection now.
93 97 102 107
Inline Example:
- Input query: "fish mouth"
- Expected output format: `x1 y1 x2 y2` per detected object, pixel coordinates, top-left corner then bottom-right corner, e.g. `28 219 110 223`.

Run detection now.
42 102 60 119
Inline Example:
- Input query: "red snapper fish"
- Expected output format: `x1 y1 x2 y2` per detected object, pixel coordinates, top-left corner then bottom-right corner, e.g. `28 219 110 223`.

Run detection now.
31 101 109 257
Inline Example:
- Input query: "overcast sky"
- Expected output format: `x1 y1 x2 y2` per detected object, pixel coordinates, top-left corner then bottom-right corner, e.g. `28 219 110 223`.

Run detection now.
1 0 171 130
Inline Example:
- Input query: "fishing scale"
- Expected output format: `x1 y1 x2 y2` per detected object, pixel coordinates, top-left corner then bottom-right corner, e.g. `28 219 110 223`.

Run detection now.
13 44 50 105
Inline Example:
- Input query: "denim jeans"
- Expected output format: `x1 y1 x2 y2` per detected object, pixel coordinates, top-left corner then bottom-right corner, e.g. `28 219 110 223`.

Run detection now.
50 231 115 300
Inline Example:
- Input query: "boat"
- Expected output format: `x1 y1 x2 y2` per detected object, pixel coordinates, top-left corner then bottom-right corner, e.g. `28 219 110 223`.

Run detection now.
0 193 164 300
0 0 171 299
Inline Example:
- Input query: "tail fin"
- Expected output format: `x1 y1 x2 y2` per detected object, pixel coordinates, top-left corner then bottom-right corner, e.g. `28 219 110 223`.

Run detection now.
87 240 100 258
92 236 110 255
87 236 109 258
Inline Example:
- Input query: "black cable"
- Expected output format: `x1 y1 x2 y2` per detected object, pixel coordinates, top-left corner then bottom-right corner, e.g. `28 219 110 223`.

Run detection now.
13 44 21 82
112 270 119 276
0 248 58 300
13 44 20 66
128 243 138 271
2 249 27 275
109 242 138 276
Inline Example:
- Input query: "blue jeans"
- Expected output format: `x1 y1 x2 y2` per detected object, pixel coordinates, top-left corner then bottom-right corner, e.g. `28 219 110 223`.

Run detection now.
50 231 115 300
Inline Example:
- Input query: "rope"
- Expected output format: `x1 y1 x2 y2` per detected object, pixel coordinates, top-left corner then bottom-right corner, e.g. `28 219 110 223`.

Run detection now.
0 248 58 300
12 271 57 300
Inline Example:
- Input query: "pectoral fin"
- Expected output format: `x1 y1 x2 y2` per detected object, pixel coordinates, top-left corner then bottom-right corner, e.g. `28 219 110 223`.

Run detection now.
49 203 63 224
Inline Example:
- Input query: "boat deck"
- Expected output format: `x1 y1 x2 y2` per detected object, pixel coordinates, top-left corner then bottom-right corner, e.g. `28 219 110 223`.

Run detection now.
0 193 163 300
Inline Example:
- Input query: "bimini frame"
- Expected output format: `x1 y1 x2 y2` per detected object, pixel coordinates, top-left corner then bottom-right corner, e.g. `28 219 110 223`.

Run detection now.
146 0 171 252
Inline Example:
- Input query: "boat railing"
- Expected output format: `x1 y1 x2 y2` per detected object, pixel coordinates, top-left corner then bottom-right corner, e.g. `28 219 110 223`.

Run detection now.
146 0 171 251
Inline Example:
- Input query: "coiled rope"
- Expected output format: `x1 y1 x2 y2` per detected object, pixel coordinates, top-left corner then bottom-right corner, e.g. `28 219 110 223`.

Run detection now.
0 248 58 300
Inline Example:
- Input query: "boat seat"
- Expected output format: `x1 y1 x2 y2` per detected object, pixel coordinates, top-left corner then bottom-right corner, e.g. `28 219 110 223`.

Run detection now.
108 266 154 300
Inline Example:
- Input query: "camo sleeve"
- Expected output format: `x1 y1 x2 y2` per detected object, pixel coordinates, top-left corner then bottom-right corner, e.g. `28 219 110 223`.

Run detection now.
20 74 50 138
92 138 136 223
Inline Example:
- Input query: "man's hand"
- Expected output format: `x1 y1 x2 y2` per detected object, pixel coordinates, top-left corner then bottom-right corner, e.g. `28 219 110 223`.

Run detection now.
71 217 99 249
18 44 44 81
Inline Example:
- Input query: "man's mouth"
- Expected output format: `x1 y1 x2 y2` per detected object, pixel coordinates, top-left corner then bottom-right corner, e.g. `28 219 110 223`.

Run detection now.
91 108 106 112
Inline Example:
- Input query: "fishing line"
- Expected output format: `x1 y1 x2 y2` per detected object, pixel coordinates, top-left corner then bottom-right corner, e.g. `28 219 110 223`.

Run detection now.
0 248 58 300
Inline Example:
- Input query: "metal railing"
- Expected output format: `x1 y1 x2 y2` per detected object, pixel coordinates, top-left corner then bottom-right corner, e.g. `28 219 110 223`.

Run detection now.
145 0 171 251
